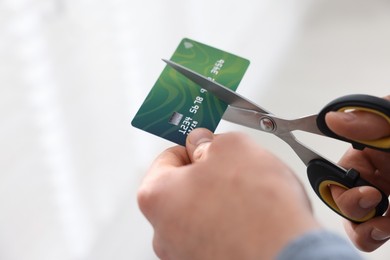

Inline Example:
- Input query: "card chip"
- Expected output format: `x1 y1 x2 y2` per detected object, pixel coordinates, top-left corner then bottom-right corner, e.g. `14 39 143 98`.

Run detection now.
168 112 183 126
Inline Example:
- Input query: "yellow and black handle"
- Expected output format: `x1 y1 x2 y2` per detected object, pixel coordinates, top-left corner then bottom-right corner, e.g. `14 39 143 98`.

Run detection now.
307 159 388 223
311 94 390 222
316 94 390 151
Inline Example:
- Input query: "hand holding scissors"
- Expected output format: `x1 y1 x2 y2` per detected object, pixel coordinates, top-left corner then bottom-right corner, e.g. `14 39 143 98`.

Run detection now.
164 59 390 223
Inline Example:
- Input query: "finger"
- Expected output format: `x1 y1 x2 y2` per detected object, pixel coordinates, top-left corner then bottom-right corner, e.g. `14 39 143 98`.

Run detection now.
325 110 390 141
344 214 390 252
330 185 383 220
138 145 189 219
149 145 190 170
153 232 169 260
186 128 214 162
337 146 390 193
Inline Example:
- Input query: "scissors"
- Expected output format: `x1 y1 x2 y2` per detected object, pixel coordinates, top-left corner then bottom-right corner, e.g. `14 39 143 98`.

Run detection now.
163 59 390 223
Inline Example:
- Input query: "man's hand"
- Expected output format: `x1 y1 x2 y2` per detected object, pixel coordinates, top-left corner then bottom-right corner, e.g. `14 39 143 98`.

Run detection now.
137 128 320 260
326 96 390 251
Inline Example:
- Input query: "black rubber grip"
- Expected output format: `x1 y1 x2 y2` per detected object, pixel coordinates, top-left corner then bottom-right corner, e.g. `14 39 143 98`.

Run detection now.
317 94 390 151
307 159 388 223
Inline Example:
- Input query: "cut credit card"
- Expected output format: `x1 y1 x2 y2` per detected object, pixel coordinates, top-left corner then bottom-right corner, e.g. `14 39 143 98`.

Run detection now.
131 38 250 146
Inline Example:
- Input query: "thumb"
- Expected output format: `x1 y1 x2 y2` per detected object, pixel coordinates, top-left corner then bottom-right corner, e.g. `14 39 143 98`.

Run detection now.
186 128 214 162
325 110 390 141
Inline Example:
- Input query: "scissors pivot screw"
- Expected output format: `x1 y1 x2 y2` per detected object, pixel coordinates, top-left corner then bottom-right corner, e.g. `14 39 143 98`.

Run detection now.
259 117 275 132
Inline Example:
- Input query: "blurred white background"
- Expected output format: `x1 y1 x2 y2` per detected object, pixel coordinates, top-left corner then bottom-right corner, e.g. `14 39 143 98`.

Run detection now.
0 0 389 259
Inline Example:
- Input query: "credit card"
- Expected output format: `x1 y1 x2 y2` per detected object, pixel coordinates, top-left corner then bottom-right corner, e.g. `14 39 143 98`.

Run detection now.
131 38 250 146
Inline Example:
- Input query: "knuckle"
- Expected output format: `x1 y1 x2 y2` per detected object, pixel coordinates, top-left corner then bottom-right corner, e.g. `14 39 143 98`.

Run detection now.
354 238 380 252
215 131 257 152
137 185 159 216
153 234 168 259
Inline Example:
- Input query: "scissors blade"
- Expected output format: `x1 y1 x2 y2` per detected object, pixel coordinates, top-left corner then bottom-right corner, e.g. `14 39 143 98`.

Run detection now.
163 59 271 114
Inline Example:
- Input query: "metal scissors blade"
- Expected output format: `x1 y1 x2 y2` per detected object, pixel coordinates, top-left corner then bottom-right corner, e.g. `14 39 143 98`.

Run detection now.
163 59 324 136
163 59 389 222
163 59 324 163
163 59 271 114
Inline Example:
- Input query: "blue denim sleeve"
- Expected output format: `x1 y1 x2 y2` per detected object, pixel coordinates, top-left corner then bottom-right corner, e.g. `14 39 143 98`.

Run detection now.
276 230 364 260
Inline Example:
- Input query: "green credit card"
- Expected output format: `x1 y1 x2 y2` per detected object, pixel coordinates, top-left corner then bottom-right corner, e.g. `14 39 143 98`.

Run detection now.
131 38 250 146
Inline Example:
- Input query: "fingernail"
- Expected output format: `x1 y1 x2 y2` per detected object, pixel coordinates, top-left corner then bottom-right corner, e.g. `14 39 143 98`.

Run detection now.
334 111 357 122
359 197 377 209
371 228 390 241
192 142 211 161
188 128 213 146
358 187 380 209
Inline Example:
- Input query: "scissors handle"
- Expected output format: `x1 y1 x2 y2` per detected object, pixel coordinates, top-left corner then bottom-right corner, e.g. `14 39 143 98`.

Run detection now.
317 94 390 151
307 159 389 223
